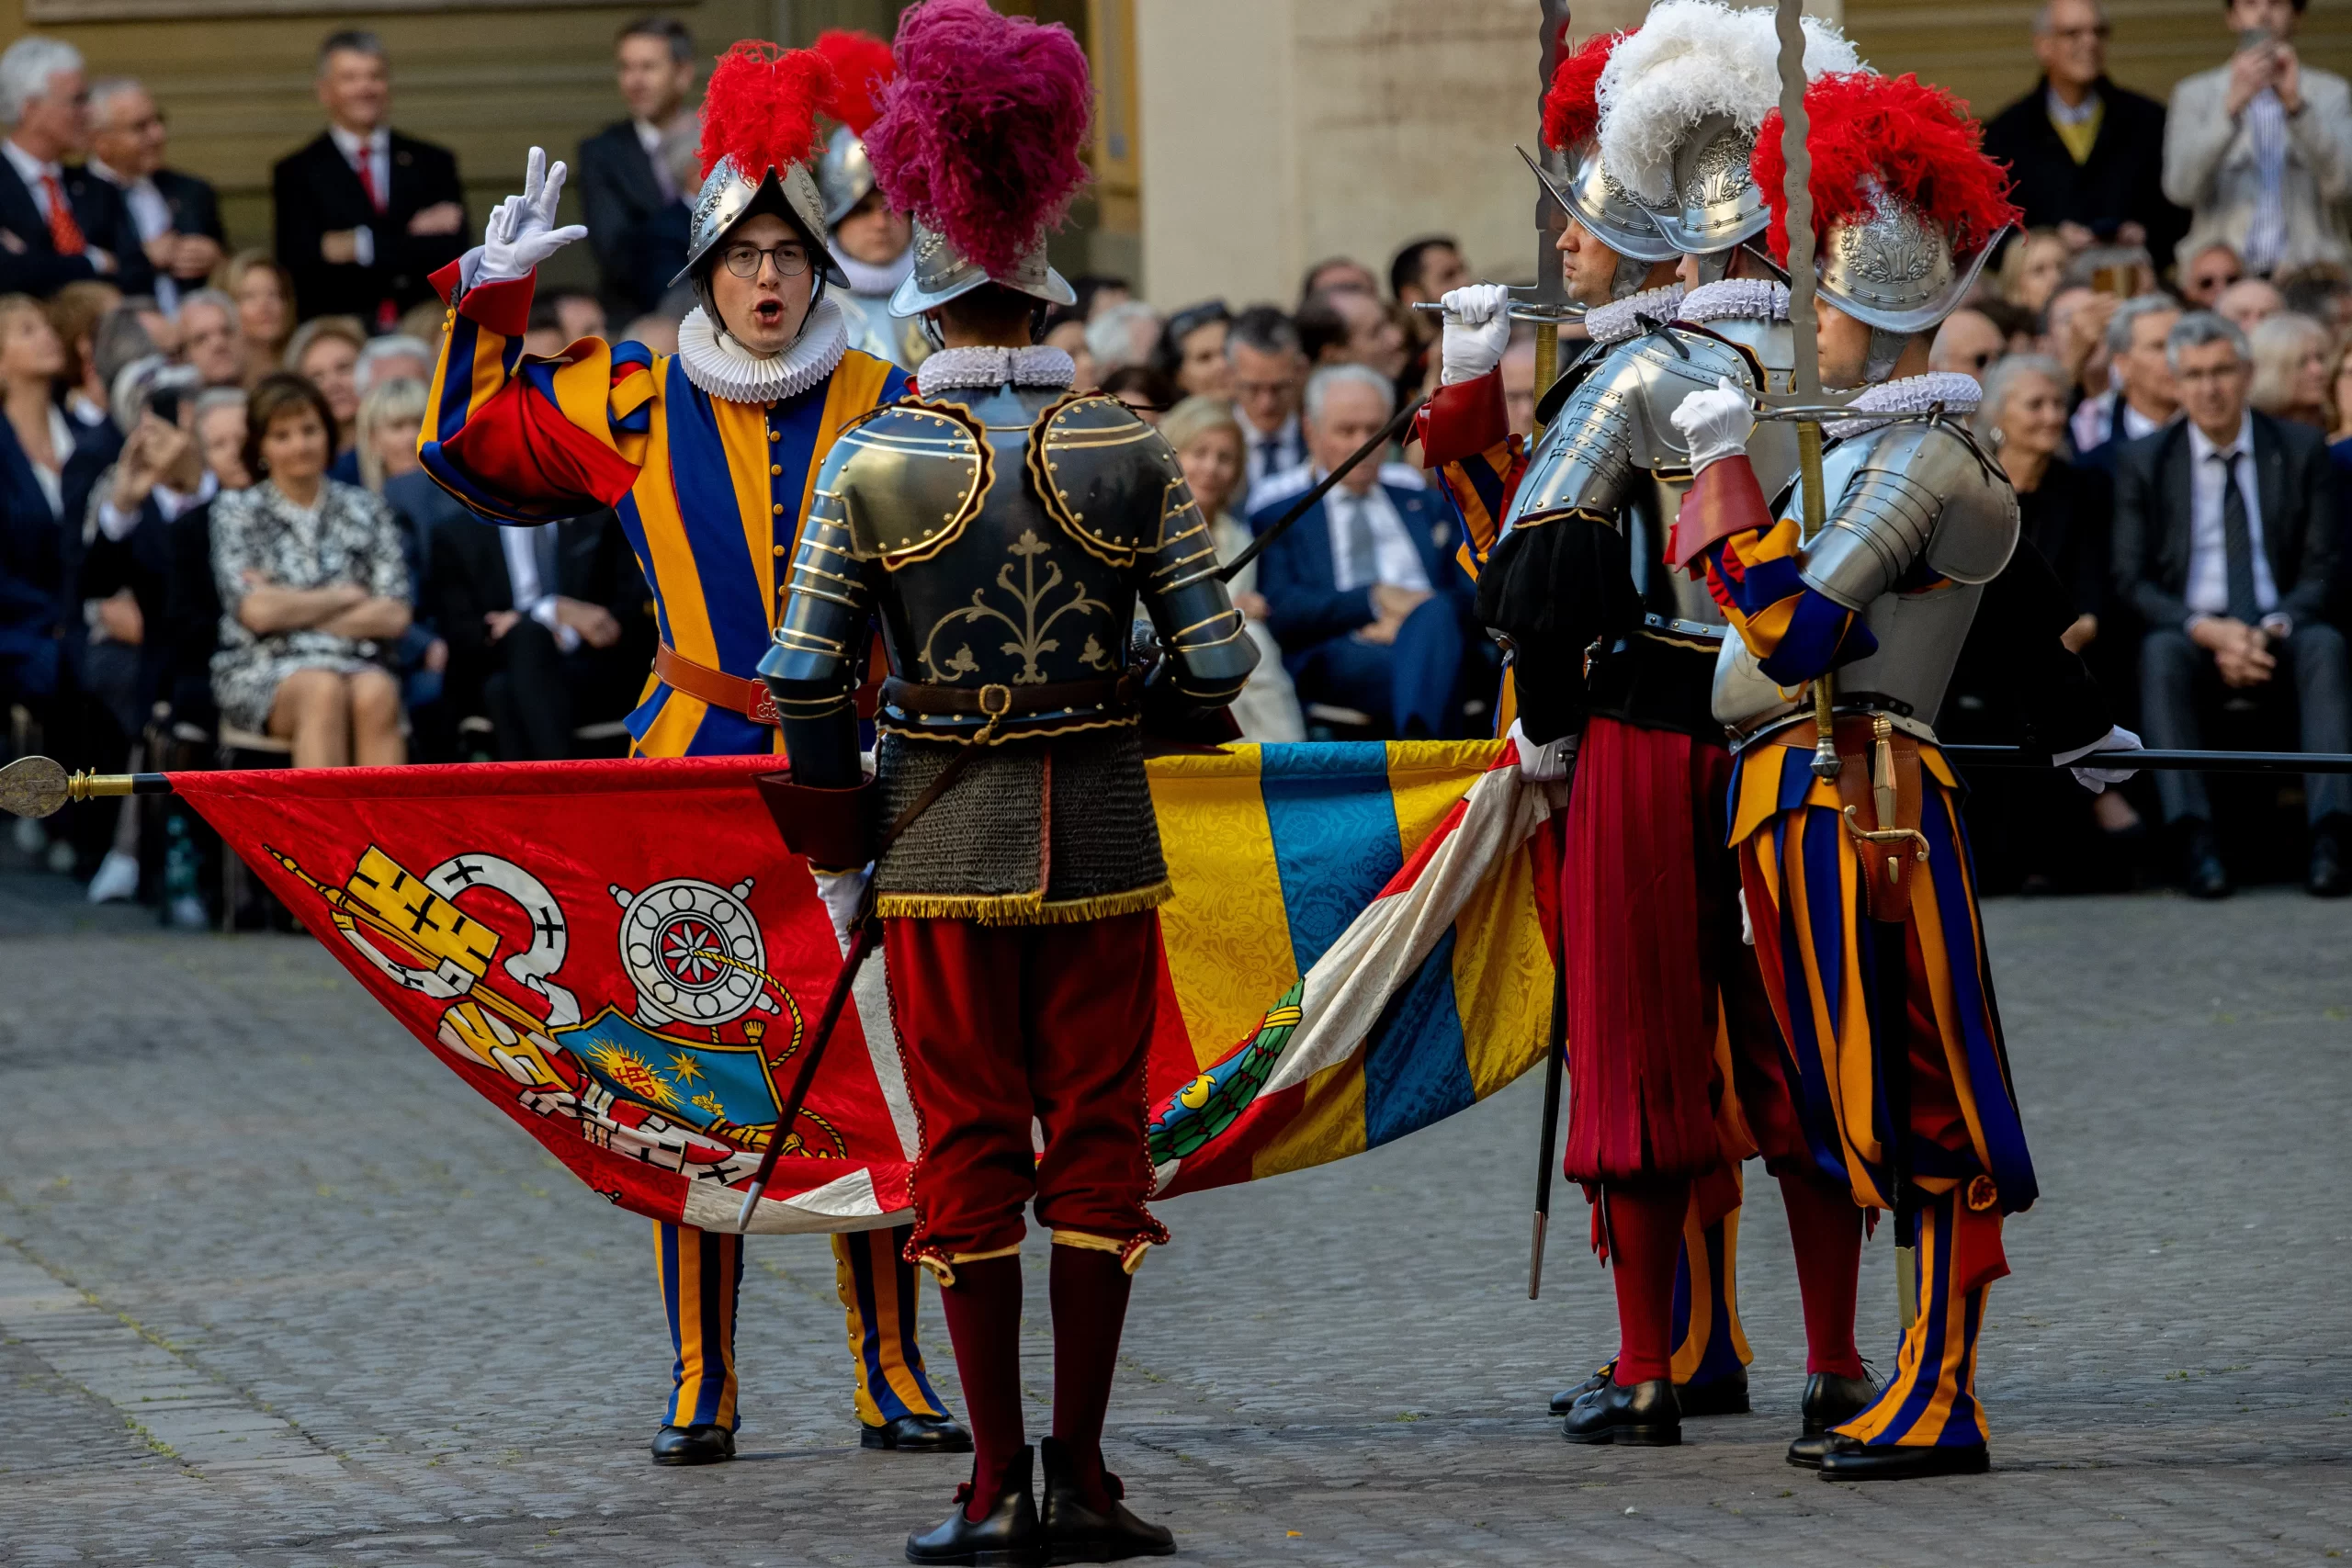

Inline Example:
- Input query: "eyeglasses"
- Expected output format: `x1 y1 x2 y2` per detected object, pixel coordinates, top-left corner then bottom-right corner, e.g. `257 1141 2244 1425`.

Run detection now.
720 243 810 279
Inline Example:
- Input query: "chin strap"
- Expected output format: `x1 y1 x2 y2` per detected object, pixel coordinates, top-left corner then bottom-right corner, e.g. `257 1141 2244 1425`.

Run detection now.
1862 328 1913 385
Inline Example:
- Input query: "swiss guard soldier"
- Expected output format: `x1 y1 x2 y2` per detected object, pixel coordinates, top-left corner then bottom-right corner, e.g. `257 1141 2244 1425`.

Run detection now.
1422 1 1871 1453
417 44 967 1464
1669 69 2137 1480
758 1 1254 1561
809 28 927 370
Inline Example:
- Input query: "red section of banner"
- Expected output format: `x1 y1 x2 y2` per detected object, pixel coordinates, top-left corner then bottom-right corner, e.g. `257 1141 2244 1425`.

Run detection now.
173 757 917 1233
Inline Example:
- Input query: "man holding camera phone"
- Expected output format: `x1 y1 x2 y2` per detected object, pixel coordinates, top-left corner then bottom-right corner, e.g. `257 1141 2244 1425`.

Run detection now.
2163 0 2352 277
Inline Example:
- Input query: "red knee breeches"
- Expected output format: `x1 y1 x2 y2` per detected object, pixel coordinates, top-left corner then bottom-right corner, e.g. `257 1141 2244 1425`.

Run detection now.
883 911 1170 1271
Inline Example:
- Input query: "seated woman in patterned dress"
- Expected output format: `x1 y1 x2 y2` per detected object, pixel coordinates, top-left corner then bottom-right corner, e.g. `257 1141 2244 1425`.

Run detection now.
209 374 411 767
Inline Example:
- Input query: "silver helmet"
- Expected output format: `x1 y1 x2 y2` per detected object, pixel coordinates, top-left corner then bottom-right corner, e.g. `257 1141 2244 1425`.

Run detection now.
1817 186 2006 337
671 155 850 292
888 220 1075 318
1655 114 1768 257
816 123 876 229
1524 147 1678 302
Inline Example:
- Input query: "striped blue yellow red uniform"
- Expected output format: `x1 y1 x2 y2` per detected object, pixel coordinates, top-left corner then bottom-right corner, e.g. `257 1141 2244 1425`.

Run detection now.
1705 519 2032 1453
422 262 944 1435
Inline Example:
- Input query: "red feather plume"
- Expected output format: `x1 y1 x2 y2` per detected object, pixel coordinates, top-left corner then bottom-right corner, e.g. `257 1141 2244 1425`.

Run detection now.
696 41 836 183
1752 72 2021 266
864 0 1092 282
813 28 895 137
1543 30 1625 153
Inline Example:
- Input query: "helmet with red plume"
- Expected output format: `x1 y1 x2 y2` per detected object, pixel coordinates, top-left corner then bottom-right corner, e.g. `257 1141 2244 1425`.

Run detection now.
1529 29 1679 288
673 40 853 302
1753 72 2019 336
865 0 1091 316
813 29 896 228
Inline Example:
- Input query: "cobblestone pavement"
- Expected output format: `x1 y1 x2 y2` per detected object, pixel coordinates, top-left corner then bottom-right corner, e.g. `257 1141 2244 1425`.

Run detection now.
1 863 2347 1566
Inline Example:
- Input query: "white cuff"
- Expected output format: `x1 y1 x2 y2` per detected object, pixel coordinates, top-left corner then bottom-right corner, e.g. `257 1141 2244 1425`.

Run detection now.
96 499 141 541
528 596 580 653
353 225 375 269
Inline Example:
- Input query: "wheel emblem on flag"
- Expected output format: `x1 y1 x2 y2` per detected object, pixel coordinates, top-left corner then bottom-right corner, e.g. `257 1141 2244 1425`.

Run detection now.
612 875 773 1027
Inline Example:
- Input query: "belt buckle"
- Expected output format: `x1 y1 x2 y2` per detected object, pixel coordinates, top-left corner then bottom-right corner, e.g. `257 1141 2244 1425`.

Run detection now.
977 684 1013 718
747 685 780 727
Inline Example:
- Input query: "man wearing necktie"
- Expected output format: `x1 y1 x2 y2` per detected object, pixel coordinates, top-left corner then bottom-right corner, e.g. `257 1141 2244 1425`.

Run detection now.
1228 306 1310 512
2113 310 2349 897
0 38 153 299
272 31 467 325
1250 363 1483 738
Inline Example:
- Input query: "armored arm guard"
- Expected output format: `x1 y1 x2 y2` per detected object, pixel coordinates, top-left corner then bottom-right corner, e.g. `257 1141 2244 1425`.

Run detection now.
1798 423 2018 612
763 422 891 792
1031 397 1256 712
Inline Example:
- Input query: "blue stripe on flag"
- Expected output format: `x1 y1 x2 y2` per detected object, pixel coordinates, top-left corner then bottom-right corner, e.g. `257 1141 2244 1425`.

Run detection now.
1258 742 1404 972
1361 925 1473 1145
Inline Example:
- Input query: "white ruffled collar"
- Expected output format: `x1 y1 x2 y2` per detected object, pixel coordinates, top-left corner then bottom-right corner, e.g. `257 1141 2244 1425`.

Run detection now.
831 242 912 299
1678 279 1789 323
675 298 849 405
913 345 1077 391
1826 372 1983 439
1583 283 1686 345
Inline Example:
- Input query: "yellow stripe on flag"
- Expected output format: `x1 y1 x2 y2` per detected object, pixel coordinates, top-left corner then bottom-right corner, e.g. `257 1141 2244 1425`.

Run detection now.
1146 746 1300 1068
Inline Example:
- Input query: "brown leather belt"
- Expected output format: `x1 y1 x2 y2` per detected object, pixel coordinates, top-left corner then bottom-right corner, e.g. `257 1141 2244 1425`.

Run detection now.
655 643 778 727
880 671 1144 720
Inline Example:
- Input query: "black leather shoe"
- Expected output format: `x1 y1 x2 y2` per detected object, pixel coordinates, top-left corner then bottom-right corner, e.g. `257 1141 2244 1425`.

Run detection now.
1675 1364 1750 1417
2183 825 2231 899
2310 823 2350 897
1784 1371 1878 1469
1816 1434 1989 1481
650 1423 734 1465
1548 1360 1614 1416
1038 1436 1174 1563
907 1444 1045 1566
866 1414 976 1453
1562 1379 1680 1446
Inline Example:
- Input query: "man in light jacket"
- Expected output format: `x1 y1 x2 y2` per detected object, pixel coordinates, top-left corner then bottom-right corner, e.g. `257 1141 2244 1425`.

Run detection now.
2162 0 2352 276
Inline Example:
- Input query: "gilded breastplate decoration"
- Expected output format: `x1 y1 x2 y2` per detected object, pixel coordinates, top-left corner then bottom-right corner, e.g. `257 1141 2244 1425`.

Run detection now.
917 528 1117 685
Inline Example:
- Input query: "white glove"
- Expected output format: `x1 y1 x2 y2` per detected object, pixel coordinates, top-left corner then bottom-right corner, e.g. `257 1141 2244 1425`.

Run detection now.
1440 283 1514 386
811 865 872 959
2056 726 2143 795
477 146 588 285
1508 718 1578 784
1669 376 1758 474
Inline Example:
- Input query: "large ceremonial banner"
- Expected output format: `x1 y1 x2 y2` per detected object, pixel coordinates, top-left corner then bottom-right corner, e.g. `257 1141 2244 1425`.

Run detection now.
173 741 1557 1234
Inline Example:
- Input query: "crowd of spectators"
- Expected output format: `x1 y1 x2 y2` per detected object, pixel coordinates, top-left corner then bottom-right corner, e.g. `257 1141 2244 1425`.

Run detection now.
9 0 2352 919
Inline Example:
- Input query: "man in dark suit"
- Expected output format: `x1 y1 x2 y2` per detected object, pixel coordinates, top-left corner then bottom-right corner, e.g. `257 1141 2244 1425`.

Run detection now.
86 77 224 315
426 512 652 761
1250 364 1484 738
578 17 696 322
1982 0 2188 269
0 38 153 299
2112 310 2348 897
272 30 466 328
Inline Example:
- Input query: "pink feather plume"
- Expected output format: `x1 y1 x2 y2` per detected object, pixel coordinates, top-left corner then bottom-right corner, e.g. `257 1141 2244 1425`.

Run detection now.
864 0 1092 281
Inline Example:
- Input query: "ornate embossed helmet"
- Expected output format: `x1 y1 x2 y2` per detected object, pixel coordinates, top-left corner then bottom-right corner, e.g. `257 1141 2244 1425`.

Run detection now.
1756 71 2020 338
1598 1 1864 273
811 29 894 228
673 41 853 324
865 0 1089 317
1537 28 1679 289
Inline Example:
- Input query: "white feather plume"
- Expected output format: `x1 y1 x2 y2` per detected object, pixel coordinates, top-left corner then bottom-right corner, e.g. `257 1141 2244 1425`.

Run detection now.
1598 3 1866 204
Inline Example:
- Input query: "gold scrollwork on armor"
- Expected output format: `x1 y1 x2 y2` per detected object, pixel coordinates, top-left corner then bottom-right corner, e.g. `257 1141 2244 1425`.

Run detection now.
916 529 1113 685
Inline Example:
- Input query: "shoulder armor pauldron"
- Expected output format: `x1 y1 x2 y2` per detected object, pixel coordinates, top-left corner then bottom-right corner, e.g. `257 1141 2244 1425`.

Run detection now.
1027 392 1178 569
830 400 991 570
1800 420 2018 609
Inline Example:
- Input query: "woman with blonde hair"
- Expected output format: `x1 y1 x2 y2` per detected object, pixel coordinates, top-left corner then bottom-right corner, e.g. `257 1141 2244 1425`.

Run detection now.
217 251 295 383
354 377 428 494
2249 311 2335 431
1995 229 2068 314
1159 392 1304 741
